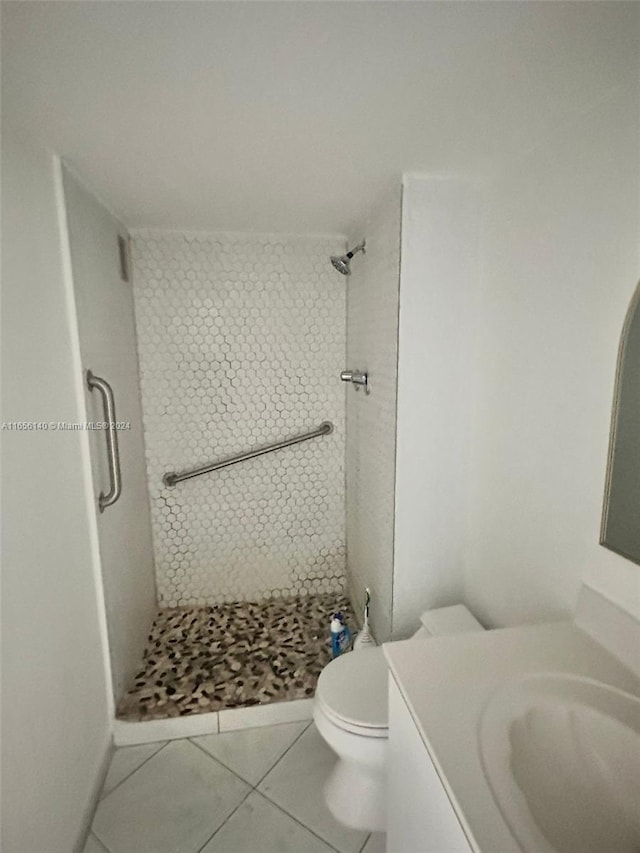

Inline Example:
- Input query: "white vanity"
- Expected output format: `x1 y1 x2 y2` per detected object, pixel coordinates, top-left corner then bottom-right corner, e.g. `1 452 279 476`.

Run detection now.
383 590 640 853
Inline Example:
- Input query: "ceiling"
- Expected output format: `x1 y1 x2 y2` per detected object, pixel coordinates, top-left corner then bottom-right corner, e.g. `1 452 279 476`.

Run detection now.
3 1 637 235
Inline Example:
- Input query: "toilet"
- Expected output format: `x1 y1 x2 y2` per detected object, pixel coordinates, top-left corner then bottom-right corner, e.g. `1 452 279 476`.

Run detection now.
313 604 484 832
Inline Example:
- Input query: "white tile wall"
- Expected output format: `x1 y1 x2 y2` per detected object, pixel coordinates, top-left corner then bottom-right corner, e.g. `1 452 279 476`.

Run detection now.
132 231 347 606
346 187 402 642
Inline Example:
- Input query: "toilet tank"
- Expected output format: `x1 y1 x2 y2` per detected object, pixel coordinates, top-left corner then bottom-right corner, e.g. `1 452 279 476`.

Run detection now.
413 604 484 639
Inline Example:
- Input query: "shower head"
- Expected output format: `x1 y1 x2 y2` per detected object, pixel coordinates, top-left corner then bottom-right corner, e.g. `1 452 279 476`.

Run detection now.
330 240 366 276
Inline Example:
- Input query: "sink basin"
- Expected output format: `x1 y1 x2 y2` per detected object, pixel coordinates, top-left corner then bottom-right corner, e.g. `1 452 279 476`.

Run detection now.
479 673 640 853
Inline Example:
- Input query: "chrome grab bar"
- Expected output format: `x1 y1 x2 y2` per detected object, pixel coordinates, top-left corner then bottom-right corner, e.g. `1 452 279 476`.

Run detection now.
163 421 334 487
86 370 122 512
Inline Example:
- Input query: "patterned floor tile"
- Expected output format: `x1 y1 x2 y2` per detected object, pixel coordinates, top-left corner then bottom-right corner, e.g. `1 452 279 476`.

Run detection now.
117 593 353 720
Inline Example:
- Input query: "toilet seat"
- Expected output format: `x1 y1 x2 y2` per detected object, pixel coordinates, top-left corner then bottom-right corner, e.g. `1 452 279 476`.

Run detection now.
315 647 389 736
316 699 388 737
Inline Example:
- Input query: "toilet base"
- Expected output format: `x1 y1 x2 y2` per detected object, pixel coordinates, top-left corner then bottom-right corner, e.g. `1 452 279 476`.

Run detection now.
314 704 387 832
323 755 387 832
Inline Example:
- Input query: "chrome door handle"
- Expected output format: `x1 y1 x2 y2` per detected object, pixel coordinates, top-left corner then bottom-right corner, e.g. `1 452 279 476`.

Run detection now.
86 370 122 512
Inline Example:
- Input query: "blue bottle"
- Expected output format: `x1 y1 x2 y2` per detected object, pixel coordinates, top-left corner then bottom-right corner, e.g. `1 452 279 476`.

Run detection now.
330 612 352 658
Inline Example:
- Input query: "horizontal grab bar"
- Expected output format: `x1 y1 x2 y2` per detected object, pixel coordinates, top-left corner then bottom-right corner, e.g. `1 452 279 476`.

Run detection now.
163 421 334 487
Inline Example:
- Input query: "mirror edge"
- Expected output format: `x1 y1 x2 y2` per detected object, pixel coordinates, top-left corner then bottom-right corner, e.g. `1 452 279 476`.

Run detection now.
599 278 640 566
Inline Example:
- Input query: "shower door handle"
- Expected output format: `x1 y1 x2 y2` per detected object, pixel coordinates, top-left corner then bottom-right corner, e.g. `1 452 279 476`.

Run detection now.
86 370 122 512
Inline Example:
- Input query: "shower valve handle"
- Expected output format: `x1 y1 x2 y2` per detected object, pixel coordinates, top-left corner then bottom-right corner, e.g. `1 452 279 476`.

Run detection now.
341 369 370 394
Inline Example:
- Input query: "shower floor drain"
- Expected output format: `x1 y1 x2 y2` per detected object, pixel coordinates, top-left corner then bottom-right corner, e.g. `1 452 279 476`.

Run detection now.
116 592 353 721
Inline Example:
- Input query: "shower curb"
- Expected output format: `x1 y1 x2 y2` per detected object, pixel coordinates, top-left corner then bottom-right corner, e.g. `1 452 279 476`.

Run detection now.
113 698 313 746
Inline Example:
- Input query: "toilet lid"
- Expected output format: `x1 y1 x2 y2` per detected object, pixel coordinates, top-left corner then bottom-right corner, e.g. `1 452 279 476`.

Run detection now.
316 648 389 730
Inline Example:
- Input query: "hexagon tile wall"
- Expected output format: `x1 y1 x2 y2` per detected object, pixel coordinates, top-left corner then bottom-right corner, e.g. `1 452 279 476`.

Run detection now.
131 231 347 607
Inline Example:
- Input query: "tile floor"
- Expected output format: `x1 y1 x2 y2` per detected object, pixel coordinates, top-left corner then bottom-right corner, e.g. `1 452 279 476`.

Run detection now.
85 720 385 853
117 594 354 721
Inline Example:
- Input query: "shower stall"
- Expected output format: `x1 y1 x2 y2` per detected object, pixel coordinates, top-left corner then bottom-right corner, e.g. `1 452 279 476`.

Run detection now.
63 163 476 731
64 166 360 724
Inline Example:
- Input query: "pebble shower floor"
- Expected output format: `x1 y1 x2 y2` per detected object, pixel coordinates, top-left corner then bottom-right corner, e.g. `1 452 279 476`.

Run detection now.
117 593 353 721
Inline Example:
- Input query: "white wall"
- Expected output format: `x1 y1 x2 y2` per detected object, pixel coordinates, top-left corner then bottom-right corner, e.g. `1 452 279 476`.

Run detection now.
6 3 632 237
466 69 640 626
132 231 346 606
62 168 157 701
1 133 111 851
346 186 402 642
392 177 481 638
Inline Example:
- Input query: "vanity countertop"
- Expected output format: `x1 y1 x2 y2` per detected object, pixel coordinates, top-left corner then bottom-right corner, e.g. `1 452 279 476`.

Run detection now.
383 621 640 853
